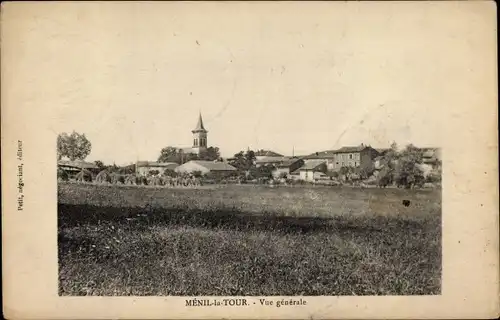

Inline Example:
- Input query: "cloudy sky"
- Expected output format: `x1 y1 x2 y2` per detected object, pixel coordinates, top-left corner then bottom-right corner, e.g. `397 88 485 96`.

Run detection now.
13 2 485 165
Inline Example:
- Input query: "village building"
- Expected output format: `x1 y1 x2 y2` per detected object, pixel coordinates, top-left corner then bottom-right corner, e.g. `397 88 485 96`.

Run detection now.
58 159 99 177
295 160 328 182
271 158 304 178
135 161 179 176
302 144 379 171
175 160 237 176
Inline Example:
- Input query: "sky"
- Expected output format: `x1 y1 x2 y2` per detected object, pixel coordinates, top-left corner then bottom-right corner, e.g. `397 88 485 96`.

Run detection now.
33 2 471 165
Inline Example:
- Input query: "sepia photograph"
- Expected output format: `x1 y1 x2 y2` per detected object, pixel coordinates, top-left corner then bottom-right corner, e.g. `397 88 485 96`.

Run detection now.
57 115 442 296
55 2 442 296
2 1 498 319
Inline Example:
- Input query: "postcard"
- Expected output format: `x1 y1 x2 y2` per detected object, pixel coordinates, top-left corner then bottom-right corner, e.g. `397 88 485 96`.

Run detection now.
2 1 498 319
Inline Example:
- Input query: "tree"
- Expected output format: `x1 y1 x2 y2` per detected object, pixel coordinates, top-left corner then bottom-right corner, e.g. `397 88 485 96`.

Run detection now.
192 170 203 178
199 147 220 161
229 151 247 170
158 146 179 163
94 160 105 170
57 168 69 181
377 166 394 187
229 150 256 172
394 144 425 188
106 163 120 173
57 131 92 161
164 169 178 177
245 150 256 164
148 169 160 176
249 164 273 179
359 161 375 179
339 166 355 181
118 164 135 175
158 146 204 164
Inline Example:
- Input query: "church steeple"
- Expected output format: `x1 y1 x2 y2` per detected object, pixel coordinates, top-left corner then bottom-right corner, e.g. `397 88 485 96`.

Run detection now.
191 112 208 152
192 112 207 133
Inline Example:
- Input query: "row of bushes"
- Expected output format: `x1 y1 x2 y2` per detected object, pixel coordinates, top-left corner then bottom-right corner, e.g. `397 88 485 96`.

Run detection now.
57 169 203 187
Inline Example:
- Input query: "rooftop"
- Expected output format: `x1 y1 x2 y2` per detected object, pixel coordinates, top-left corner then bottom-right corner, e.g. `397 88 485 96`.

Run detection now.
299 160 327 170
57 160 98 169
136 161 179 168
190 160 236 171
276 158 303 168
335 145 370 153
301 144 377 159
255 156 289 164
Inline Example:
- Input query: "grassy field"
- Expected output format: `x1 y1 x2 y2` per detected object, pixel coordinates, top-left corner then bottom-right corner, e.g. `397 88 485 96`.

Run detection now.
58 183 441 296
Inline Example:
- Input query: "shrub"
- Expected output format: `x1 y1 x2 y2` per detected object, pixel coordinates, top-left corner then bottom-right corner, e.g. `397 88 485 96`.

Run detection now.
192 170 203 178
95 170 112 184
124 174 137 185
75 169 92 182
148 170 160 176
164 169 178 177
57 169 69 181
111 173 125 184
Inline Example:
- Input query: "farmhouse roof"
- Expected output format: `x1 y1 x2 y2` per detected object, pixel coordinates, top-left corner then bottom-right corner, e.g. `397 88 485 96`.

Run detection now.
192 113 207 132
57 160 98 169
335 145 370 153
254 150 284 157
136 161 179 169
299 160 327 170
301 150 337 159
276 158 303 168
191 160 236 171
255 156 289 164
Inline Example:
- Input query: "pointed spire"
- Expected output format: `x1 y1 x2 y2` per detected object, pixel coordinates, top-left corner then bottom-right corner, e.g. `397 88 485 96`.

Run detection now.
192 112 207 132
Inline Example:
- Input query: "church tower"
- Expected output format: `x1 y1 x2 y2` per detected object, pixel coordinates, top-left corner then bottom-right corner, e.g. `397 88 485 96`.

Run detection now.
191 113 208 155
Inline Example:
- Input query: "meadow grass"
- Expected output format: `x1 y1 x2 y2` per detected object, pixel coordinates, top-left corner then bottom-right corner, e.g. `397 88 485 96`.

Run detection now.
58 183 441 296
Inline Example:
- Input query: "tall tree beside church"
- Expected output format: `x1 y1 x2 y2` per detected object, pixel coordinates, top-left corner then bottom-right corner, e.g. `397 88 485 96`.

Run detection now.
158 146 203 164
199 147 220 161
57 131 92 161
158 146 179 163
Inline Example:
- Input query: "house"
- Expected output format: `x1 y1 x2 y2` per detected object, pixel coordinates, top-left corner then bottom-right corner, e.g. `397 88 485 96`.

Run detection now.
136 161 179 176
175 160 237 176
302 144 379 171
296 160 327 182
254 150 284 161
58 160 99 177
328 145 379 171
272 158 304 178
